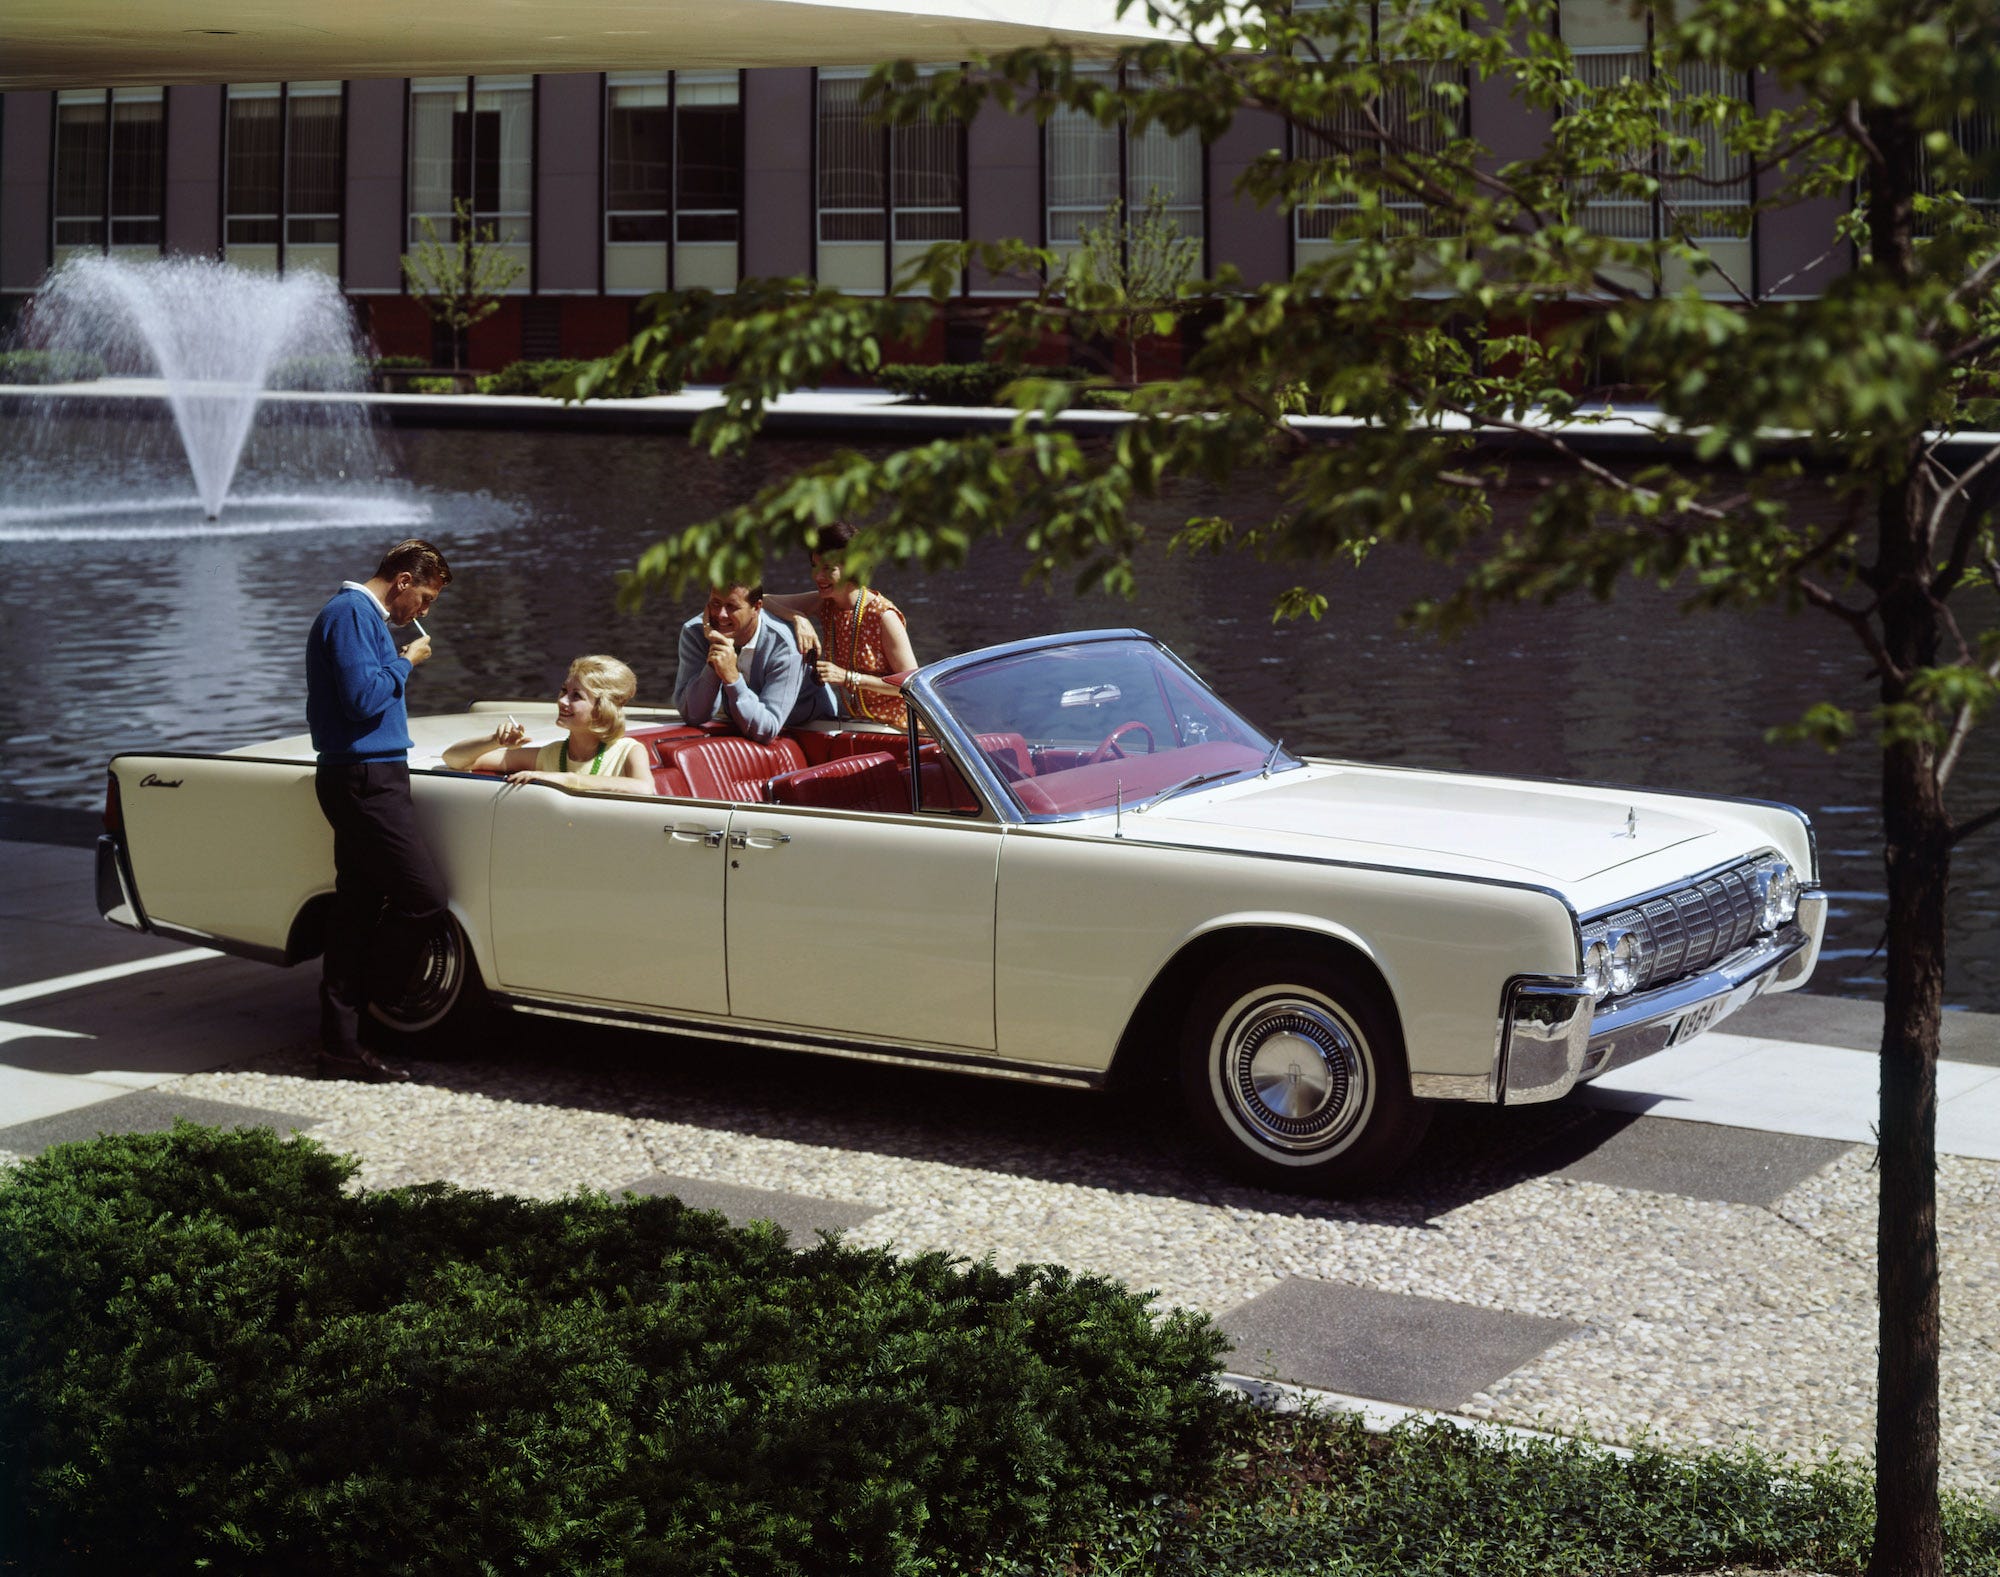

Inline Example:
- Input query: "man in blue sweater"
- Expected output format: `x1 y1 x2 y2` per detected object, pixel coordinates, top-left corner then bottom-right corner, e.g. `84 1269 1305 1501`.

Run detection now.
305 539 452 1081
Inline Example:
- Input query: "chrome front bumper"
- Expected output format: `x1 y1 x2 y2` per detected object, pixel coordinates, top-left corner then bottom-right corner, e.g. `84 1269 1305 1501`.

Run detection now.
1493 890 1826 1105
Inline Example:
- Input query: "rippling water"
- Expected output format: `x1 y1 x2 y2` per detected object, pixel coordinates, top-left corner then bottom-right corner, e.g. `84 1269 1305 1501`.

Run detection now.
2 409 1994 1011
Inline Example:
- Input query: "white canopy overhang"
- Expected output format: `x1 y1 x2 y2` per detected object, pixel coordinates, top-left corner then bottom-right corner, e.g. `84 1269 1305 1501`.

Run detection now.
0 0 1160 90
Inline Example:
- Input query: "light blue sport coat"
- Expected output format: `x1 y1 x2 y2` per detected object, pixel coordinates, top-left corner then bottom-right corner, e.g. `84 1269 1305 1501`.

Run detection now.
672 610 835 742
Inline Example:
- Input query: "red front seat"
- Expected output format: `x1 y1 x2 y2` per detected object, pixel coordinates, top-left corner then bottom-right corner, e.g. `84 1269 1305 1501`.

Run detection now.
675 736 808 801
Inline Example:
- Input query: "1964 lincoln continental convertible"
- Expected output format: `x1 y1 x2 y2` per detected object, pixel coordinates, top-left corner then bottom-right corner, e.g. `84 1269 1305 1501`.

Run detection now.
98 630 1825 1192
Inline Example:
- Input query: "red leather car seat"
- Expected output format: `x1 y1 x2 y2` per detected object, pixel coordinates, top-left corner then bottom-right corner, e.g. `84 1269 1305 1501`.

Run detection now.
675 736 808 801
768 751 908 813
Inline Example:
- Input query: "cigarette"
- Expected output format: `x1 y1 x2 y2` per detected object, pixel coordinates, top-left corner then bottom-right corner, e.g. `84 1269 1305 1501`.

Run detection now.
506 714 520 732
412 618 428 638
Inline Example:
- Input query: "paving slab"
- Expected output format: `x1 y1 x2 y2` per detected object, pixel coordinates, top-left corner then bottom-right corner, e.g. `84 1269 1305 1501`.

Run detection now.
1576 1033 2000 1160
1520 1111 1856 1207
0 839 195 990
620 1172 882 1240
1733 989 2000 1067
1218 1277 1582 1411
0 1088 318 1154
0 802 100 850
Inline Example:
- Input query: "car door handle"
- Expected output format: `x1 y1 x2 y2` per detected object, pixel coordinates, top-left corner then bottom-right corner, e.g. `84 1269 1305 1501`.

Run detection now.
667 824 726 847
728 830 792 849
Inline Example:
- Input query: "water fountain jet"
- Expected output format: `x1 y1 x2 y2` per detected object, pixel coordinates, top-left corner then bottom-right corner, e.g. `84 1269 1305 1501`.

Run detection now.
5 256 415 536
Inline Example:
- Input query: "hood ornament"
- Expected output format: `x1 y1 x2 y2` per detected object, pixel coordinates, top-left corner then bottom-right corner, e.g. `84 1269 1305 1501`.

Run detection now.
1623 806 1638 840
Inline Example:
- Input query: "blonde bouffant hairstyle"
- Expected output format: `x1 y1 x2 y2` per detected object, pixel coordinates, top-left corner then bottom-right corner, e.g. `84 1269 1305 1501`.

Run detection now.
568 654 638 741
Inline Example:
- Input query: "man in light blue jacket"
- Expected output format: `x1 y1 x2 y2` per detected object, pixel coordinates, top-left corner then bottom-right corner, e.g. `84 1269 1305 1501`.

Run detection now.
673 583 833 741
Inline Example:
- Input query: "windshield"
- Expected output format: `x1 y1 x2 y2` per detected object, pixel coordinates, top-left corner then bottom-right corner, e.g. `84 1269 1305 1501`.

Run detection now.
928 637 1299 819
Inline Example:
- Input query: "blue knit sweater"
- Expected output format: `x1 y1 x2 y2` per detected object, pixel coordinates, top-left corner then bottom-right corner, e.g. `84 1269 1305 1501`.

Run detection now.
306 586 413 763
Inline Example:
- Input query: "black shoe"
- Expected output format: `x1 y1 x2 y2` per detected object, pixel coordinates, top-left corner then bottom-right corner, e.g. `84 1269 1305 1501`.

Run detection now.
314 1043 413 1084
319 985 412 1082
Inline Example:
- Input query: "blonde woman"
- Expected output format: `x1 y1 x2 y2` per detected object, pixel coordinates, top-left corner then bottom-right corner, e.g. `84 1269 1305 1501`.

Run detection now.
443 655 654 795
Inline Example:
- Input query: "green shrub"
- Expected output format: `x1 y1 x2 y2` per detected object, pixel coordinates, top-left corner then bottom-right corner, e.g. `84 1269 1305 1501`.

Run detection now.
0 348 107 384
877 361 1084 406
475 357 663 398
405 374 461 395
267 355 371 391
372 354 428 373
998 1403 2000 1576
0 1124 1228 1574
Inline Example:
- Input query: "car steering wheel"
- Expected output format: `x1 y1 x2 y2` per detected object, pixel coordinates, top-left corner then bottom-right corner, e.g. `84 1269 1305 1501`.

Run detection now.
1087 720 1157 765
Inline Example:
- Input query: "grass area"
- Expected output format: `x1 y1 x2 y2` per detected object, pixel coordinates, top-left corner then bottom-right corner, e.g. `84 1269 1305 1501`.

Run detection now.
989 1403 2000 1577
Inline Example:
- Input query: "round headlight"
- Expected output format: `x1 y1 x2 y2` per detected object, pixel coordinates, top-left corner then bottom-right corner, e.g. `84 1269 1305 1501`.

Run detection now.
1755 861 1800 931
1608 929 1643 995
1581 938 1612 1001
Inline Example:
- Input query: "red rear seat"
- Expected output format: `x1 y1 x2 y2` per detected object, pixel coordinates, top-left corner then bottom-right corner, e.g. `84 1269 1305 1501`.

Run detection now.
675 735 808 801
652 765 691 797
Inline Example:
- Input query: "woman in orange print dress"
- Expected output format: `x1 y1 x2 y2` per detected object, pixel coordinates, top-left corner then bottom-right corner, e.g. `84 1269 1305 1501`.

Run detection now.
766 521 919 728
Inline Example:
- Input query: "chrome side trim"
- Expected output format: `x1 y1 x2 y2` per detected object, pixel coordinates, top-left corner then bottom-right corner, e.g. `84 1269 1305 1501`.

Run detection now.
1004 822 1584 915
494 993 1106 1089
1496 978 1595 1105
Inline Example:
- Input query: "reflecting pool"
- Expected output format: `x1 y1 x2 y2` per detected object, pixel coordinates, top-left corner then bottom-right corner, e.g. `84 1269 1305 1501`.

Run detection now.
1 413 1993 1011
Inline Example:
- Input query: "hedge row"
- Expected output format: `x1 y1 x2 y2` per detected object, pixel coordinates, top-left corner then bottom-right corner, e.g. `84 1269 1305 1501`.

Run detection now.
0 1124 1228 1574
0 349 107 383
877 361 1086 406
475 357 665 398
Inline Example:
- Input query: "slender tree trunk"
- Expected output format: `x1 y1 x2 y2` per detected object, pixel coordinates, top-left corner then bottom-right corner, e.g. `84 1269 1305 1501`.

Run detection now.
1865 470 1946 1577
1868 736 1947 1577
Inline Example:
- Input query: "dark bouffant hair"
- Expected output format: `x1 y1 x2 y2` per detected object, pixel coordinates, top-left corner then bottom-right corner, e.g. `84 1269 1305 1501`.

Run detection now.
376 539 452 587
807 520 860 555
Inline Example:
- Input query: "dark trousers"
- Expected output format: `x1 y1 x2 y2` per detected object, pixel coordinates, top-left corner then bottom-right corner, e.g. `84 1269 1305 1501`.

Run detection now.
313 760 448 1013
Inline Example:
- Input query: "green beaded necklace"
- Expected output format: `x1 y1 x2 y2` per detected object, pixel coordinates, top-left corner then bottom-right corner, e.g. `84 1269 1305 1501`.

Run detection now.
563 737 610 775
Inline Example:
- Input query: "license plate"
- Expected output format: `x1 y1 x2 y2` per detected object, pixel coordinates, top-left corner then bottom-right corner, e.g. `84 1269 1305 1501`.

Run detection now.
1668 999 1724 1046
1667 978 1760 1046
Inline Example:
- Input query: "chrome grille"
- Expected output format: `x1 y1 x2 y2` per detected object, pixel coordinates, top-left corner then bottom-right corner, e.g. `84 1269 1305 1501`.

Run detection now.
1599 860 1767 993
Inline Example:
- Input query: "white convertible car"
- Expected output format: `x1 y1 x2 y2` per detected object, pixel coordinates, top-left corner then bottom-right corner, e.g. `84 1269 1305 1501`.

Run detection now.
98 630 1825 1191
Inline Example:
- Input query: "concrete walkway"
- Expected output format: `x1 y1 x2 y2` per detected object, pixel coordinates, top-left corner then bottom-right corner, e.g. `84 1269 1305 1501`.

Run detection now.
13 378 1999 464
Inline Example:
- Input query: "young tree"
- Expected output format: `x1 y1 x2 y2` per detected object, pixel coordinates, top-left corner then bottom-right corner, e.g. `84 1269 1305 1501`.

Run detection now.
1067 191 1205 384
582 8 1999 1569
399 198 526 370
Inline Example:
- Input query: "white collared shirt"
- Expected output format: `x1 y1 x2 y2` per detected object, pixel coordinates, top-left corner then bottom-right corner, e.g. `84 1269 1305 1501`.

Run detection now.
342 579 390 620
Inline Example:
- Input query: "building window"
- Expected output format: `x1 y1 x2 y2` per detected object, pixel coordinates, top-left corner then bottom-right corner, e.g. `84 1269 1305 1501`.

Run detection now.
1923 107 2000 230
1044 65 1204 277
1292 5 1466 266
53 87 163 264
1558 0 1753 296
408 75 533 290
816 67 964 295
605 71 743 293
225 82 343 276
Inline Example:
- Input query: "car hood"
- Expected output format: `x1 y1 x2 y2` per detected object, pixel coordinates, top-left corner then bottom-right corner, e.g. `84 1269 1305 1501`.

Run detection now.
1138 761 1719 884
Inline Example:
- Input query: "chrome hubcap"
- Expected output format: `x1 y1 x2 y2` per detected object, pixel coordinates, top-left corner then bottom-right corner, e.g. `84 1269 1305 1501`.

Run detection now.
1221 996 1367 1154
372 925 464 1031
